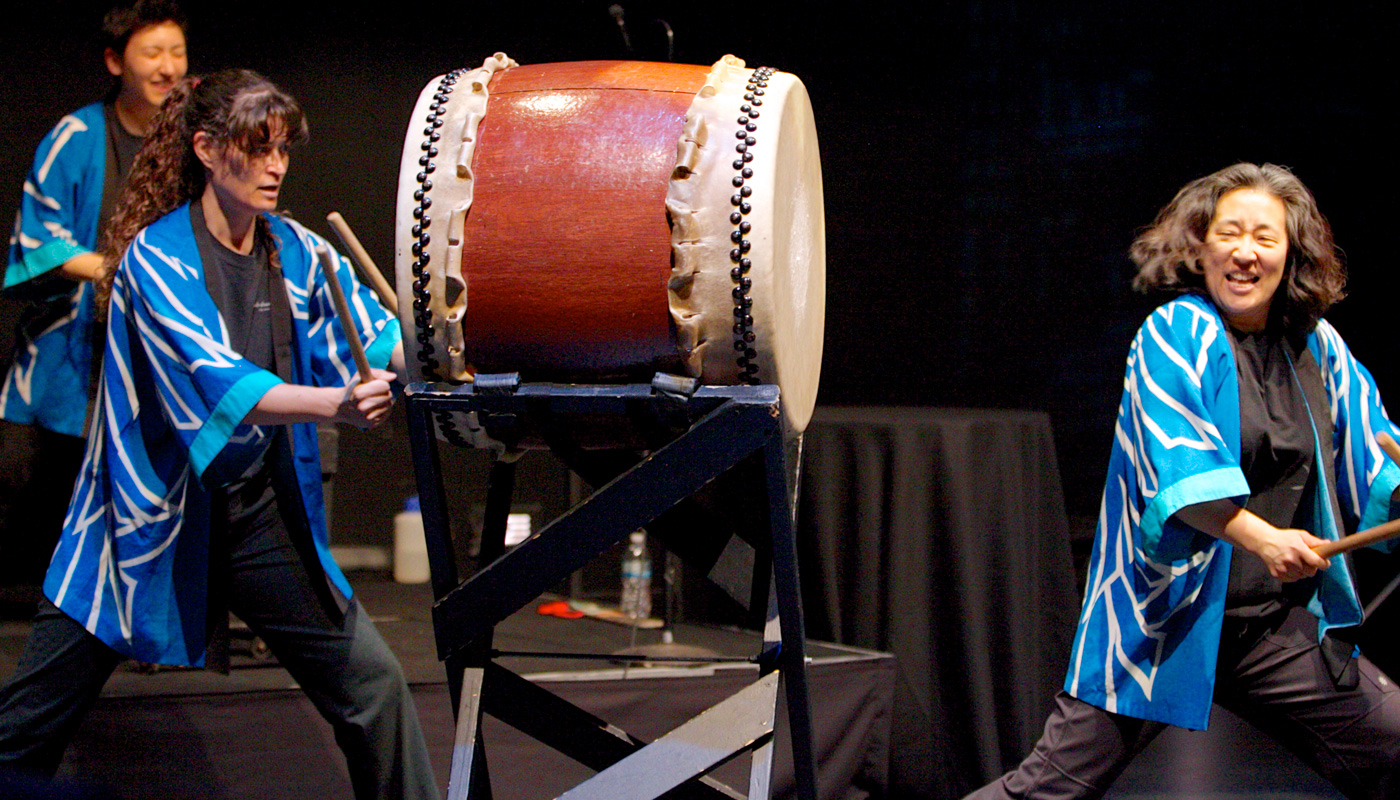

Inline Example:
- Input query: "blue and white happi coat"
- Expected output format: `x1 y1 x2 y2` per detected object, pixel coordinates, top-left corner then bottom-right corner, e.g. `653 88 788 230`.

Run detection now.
2 103 108 437
45 204 401 665
1066 293 1400 731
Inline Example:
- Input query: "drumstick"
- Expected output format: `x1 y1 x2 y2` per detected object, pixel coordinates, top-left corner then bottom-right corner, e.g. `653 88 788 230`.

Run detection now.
325 211 398 310
315 245 374 385
1314 518 1400 558
1312 432 1400 558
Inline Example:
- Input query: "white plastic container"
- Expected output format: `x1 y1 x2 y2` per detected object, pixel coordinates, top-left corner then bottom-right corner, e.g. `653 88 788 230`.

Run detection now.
393 496 431 584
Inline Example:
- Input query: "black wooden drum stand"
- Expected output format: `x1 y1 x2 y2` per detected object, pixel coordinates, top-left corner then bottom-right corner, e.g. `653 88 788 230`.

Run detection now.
403 375 818 800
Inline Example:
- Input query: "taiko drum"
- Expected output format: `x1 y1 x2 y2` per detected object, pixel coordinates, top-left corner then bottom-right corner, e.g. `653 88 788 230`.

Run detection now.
394 53 825 431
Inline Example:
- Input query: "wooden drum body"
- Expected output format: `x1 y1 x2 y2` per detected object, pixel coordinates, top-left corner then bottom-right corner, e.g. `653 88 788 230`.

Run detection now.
395 54 824 431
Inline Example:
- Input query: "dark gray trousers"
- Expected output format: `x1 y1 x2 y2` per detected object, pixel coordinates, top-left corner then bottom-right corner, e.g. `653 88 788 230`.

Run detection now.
967 606 1400 800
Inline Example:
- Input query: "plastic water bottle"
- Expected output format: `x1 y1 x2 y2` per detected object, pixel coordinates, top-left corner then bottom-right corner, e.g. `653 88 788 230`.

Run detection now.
620 531 652 621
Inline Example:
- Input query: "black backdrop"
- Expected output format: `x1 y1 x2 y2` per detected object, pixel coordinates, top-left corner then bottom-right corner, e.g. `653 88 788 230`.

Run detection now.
6 1 1400 526
5 1 1400 795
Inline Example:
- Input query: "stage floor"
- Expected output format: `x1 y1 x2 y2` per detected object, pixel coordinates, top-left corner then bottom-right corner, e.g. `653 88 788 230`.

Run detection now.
1105 708 1345 800
0 575 895 800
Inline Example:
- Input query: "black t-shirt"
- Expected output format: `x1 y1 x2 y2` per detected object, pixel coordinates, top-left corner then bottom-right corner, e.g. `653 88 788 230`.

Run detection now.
104 104 144 183
197 218 277 506
99 103 145 235
205 234 276 374
1225 325 1320 615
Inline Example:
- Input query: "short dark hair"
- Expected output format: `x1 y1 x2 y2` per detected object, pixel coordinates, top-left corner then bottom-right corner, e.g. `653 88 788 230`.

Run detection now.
102 0 187 54
1130 162 1346 337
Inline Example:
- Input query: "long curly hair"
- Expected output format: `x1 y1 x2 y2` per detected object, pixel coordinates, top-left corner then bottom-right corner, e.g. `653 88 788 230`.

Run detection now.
96 69 308 318
1130 162 1345 337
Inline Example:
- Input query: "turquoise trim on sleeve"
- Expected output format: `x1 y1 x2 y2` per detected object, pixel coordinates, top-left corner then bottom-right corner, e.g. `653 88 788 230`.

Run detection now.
3 261 32 290
4 240 89 289
363 317 401 370
188 370 284 479
1360 460 1400 535
1140 467 1250 561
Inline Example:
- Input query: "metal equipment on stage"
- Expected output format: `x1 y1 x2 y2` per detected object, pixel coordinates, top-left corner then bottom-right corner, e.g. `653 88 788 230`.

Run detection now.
405 375 817 800
394 51 826 799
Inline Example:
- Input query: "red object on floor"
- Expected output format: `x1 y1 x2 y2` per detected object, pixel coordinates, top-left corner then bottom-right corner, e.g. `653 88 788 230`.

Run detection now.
536 601 584 619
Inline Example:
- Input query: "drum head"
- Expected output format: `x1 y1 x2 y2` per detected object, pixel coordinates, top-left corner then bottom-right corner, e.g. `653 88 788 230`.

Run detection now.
666 59 825 432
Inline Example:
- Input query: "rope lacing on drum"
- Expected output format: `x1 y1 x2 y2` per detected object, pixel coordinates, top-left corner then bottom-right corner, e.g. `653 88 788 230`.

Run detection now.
411 68 467 380
412 69 479 448
730 66 775 386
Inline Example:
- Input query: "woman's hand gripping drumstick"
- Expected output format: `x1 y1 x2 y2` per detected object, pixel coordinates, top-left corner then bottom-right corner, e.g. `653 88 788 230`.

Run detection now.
1312 432 1400 558
326 211 398 310
316 245 395 429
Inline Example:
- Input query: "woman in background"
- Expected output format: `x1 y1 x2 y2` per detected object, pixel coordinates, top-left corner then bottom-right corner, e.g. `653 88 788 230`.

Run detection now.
1 0 188 590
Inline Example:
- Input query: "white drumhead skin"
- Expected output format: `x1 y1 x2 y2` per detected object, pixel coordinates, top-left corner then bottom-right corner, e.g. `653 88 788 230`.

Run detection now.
395 54 517 385
763 75 825 433
667 58 826 432
395 76 442 385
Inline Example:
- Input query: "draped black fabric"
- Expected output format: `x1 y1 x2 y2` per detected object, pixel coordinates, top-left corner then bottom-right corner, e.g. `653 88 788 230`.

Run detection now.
796 407 1080 798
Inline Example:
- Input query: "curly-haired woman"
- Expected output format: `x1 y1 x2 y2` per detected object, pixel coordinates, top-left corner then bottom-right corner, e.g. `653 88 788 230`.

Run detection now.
968 163 1400 800
0 70 437 799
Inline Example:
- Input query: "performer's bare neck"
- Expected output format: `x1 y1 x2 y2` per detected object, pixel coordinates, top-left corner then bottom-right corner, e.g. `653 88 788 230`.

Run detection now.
113 92 158 138
199 187 257 255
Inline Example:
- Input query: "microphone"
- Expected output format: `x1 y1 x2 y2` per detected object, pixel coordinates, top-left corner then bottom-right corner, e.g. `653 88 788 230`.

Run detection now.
609 4 633 52
658 18 674 61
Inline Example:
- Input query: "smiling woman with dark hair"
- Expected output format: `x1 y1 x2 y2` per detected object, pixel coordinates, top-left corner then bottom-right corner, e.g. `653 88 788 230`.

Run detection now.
0 70 438 799
967 163 1400 800
1 0 189 607
1129 162 1347 338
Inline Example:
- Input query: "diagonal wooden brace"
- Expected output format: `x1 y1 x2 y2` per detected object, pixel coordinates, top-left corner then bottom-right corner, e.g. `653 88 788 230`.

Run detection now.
556 673 779 800
431 397 782 660
481 663 744 800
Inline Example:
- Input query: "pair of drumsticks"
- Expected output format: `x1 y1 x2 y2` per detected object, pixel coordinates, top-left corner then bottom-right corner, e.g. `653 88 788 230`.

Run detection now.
313 212 397 384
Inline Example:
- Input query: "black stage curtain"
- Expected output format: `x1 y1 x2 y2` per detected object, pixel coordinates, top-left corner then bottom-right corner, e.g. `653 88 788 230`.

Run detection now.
796 407 1080 798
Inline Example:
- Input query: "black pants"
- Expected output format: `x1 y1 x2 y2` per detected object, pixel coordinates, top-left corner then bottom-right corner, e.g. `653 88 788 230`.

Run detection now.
967 606 1400 800
0 463 439 800
0 422 84 589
